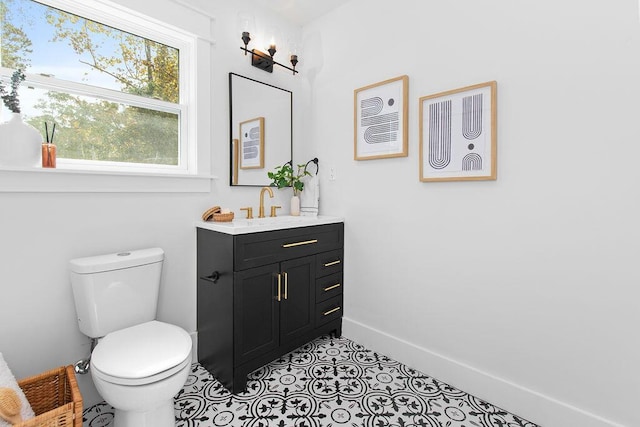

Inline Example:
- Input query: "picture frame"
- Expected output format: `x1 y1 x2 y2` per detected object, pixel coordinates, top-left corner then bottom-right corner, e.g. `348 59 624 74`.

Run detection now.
354 75 408 160
231 138 239 185
239 117 265 169
419 81 497 182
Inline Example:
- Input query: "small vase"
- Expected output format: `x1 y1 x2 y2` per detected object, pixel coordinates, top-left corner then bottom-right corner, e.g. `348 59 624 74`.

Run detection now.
0 113 42 167
42 143 57 168
290 195 300 216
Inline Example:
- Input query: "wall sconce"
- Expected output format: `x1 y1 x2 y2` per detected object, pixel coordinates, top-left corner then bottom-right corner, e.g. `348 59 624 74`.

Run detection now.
239 30 299 75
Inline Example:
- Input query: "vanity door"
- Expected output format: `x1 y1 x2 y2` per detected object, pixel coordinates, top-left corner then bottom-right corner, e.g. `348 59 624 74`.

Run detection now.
234 264 280 365
279 255 315 346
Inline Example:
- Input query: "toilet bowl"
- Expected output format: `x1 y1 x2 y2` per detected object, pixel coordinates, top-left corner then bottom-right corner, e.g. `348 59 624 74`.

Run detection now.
90 321 192 427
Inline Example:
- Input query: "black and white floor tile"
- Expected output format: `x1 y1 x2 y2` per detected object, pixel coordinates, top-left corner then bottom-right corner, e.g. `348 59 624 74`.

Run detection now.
83 335 538 427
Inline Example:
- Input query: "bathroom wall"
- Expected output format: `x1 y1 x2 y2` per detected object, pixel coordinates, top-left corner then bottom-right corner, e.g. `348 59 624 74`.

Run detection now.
3 0 639 424
0 0 302 407
302 0 640 426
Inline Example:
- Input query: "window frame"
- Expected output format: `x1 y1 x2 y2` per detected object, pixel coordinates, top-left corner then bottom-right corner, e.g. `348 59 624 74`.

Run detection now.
0 0 213 191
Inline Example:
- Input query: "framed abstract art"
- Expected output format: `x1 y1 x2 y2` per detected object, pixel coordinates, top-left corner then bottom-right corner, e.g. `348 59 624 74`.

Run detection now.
354 75 408 160
419 81 497 182
239 117 265 169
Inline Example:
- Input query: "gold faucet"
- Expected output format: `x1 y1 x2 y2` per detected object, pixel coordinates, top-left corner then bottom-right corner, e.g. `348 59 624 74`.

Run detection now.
240 207 253 219
259 186 274 218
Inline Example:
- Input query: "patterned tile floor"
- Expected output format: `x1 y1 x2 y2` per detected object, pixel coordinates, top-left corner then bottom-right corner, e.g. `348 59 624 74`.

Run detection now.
83 335 538 427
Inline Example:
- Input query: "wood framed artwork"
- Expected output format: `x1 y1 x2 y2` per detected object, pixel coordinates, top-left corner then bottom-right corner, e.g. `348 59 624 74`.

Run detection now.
231 138 239 185
419 81 497 182
239 117 265 169
354 75 408 160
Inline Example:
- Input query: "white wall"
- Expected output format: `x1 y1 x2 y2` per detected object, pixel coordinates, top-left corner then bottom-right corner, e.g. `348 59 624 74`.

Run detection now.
304 0 640 426
0 0 302 407
3 0 639 425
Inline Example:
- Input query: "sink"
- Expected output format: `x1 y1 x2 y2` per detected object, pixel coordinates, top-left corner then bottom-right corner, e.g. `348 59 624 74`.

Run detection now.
198 215 343 235
237 216 311 226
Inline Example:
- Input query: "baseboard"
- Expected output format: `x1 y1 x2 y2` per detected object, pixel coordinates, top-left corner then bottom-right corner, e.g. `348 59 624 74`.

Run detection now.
342 317 623 427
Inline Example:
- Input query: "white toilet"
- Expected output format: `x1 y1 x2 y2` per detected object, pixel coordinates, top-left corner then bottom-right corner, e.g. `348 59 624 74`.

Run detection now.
69 248 192 427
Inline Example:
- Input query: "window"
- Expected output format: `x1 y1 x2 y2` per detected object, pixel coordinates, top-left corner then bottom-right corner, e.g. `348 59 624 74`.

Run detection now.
0 0 197 174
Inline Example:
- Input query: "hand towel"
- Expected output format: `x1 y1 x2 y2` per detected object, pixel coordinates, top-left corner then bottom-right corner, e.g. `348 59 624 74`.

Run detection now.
300 172 319 216
0 353 35 426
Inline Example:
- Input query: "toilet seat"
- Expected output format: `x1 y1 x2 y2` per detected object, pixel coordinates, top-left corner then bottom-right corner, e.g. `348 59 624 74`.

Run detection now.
91 320 192 386
92 356 191 386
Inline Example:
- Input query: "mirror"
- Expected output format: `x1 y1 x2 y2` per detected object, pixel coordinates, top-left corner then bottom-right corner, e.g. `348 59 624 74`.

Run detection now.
229 73 292 186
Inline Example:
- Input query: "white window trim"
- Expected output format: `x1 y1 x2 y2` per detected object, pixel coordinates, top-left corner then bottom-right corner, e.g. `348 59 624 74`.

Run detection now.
0 166 215 192
0 0 215 192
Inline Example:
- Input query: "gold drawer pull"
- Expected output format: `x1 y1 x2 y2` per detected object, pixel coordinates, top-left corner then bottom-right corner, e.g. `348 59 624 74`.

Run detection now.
282 239 318 248
323 306 341 316
323 283 341 292
283 271 288 300
277 273 282 302
323 260 341 267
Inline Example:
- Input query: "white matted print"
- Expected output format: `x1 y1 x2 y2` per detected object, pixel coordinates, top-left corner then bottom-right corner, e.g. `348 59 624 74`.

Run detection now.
239 117 265 169
354 75 408 160
420 81 497 182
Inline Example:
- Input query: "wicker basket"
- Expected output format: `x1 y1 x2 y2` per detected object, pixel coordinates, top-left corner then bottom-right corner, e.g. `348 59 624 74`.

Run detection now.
15 366 82 427
213 212 234 222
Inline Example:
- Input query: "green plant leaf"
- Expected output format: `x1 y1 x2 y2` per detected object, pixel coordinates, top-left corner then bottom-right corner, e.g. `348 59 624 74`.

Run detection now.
267 162 311 195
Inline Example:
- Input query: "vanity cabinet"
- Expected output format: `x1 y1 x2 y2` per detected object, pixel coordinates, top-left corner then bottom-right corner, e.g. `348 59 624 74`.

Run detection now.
197 222 344 393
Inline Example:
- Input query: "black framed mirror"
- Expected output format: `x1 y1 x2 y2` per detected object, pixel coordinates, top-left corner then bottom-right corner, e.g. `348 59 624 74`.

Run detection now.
229 73 292 186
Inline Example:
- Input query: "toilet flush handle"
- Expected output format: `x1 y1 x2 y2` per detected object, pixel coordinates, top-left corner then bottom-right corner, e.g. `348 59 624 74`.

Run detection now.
200 271 220 283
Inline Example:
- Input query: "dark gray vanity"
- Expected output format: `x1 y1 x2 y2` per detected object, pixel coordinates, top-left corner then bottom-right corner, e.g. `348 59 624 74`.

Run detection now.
196 218 344 393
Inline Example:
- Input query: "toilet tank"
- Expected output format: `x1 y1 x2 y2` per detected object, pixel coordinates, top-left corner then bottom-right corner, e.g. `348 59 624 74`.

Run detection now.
69 248 164 338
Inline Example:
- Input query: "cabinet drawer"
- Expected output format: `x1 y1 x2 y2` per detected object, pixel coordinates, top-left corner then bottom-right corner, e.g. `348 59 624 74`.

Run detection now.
235 223 344 271
316 295 343 327
316 272 343 303
316 249 343 277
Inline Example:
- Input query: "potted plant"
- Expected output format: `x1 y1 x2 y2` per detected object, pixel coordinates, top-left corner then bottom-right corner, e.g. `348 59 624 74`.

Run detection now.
268 162 311 216
0 69 42 167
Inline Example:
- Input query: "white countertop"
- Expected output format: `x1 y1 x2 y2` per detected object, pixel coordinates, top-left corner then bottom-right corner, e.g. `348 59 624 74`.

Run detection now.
197 215 344 235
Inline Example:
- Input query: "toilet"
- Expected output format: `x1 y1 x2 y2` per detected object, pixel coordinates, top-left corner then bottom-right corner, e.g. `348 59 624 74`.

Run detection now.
69 248 192 427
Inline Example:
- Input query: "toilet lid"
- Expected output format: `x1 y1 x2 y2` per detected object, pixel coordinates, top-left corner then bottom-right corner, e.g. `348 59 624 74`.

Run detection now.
91 320 192 380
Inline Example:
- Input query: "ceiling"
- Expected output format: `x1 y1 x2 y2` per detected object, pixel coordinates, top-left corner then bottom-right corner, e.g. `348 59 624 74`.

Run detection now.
252 0 349 26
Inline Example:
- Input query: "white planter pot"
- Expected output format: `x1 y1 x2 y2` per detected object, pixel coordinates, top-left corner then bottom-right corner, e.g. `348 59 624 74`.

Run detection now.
0 113 42 167
290 195 300 216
